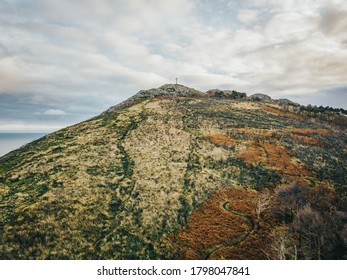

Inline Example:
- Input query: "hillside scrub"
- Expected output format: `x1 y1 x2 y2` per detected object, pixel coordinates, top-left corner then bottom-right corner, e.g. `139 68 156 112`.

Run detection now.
0 85 346 259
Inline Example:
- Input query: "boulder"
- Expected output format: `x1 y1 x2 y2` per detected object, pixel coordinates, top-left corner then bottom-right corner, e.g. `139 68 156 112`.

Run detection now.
223 90 247 99
277 98 299 106
206 89 225 98
249 93 271 101
206 89 247 99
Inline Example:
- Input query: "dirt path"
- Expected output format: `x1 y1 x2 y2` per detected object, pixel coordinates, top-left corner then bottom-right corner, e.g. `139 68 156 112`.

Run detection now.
204 200 254 259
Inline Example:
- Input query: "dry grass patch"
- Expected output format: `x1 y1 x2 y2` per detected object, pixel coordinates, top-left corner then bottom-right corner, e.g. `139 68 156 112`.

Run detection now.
262 106 304 121
170 187 275 259
229 102 262 110
291 128 330 136
239 142 311 186
289 127 330 147
205 133 238 147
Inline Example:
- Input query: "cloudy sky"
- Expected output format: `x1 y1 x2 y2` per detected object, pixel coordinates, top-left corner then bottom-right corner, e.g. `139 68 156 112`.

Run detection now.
0 0 346 132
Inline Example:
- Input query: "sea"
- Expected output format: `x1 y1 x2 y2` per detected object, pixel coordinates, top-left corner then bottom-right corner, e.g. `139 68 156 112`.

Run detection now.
0 133 46 158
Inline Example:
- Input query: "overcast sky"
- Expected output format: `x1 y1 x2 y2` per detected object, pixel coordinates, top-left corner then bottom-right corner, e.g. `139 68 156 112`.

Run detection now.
0 0 346 132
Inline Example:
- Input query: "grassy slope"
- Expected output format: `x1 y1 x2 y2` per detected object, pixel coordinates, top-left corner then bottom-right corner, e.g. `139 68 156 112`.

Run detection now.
0 96 346 259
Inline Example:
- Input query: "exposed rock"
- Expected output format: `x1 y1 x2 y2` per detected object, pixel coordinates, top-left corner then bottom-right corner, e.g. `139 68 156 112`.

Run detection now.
104 84 205 113
206 89 225 97
104 88 166 113
249 93 271 101
106 85 250 114
223 90 247 99
277 98 299 106
159 84 204 97
206 89 247 99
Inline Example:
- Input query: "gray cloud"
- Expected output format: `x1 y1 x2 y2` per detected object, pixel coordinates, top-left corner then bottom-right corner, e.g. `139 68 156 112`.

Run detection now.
320 7 347 46
0 0 346 132
41 109 67 116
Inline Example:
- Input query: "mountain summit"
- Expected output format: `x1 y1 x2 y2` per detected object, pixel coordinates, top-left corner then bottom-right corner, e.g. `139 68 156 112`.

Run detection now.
0 84 346 259
104 84 205 113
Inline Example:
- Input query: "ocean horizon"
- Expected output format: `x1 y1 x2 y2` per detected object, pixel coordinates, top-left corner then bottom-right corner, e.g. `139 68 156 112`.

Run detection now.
0 133 46 158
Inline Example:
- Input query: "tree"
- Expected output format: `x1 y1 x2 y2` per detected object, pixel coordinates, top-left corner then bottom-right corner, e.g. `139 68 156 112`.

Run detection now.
272 182 346 259
273 182 308 222
292 204 345 259
292 204 325 259
268 225 297 260
255 190 271 229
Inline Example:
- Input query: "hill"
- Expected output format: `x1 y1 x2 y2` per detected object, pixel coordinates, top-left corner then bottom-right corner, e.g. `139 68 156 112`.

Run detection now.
0 84 346 259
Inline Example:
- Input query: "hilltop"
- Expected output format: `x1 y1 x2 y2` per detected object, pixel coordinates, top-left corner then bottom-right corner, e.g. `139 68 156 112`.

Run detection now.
0 84 346 259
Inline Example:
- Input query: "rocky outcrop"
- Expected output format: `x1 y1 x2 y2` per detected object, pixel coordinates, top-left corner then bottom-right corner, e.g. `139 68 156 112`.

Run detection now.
104 84 205 113
277 98 299 106
159 84 204 97
105 84 279 114
206 89 247 99
223 90 247 99
249 93 271 101
206 89 224 97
